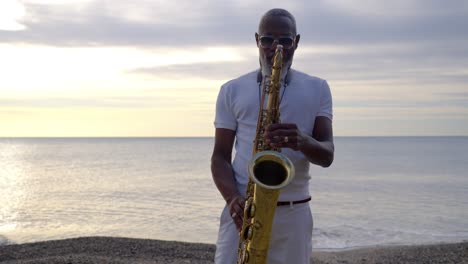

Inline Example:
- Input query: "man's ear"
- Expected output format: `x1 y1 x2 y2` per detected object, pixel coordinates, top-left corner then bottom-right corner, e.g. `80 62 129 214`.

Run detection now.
255 32 260 47
294 34 301 50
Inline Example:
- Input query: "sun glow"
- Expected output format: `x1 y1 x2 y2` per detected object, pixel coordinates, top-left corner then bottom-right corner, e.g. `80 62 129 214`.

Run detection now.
0 43 243 137
0 0 26 31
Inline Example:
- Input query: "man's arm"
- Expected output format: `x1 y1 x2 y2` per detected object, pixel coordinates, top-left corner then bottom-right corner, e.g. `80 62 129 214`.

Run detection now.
304 116 334 167
211 128 244 229
264 116 334 167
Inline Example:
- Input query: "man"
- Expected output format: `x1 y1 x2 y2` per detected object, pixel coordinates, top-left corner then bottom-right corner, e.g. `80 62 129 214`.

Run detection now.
211 8 334 264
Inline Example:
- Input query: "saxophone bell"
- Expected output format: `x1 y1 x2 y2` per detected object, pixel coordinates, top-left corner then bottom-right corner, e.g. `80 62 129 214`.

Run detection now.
249 150 294 190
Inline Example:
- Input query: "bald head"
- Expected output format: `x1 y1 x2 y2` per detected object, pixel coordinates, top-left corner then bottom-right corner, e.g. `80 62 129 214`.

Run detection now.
255 8 300 75
258 8 297 36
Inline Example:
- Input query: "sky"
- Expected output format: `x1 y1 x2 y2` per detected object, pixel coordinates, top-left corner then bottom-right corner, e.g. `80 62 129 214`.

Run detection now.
1 0 467 137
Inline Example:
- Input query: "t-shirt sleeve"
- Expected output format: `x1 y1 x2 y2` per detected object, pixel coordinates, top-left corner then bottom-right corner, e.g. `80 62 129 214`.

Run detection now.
317 80 333 121
214 84 237 131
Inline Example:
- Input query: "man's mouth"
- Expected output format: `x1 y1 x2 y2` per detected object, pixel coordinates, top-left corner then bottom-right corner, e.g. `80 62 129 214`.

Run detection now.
267 55 290 66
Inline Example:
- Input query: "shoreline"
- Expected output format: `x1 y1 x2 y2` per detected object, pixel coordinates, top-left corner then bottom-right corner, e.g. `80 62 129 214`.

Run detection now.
0 237 467 264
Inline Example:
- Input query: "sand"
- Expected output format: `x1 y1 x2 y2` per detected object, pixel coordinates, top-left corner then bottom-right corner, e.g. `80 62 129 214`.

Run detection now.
0 237 467 264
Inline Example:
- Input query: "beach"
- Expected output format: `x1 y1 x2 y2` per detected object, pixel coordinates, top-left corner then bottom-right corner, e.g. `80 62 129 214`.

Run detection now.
0 237 467 264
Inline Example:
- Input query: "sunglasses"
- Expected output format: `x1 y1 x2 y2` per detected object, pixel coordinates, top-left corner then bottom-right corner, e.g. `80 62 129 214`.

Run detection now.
258 35 296 49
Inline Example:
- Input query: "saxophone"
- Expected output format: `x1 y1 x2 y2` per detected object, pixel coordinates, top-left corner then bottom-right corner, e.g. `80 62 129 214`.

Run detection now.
237 45 295 264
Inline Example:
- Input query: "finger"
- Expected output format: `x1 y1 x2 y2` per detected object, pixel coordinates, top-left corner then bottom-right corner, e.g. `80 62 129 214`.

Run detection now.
231 211 241 230
233 213 243 231
237 197 246 210
235 220 242 231
228 196 244 211
264 130 293 143
266 123 297 131
232 205 243 220
232 201 245 219
271 136 299 149
266 127 298 137
236 207 244 222
268 133 296 145
266 123 296 131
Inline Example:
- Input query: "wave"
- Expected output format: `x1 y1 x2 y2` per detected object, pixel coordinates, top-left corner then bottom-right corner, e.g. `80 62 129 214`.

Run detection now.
312 225 468 250
0 235 12 246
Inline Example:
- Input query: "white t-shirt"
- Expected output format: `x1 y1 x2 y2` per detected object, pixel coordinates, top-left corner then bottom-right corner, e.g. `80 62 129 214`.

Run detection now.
214 69 333 201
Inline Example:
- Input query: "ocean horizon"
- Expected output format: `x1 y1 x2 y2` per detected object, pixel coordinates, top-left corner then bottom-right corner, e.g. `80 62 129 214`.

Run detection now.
2 135 468 138
1 136 467 250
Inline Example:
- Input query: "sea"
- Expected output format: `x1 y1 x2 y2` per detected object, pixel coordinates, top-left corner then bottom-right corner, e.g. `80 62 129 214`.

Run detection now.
0 137 467 250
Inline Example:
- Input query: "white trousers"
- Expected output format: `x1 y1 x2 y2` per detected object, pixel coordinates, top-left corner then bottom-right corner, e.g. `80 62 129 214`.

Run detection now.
214 203 313 264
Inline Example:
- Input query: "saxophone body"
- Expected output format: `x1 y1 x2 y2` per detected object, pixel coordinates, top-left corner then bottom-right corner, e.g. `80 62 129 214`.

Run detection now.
237 45 295 264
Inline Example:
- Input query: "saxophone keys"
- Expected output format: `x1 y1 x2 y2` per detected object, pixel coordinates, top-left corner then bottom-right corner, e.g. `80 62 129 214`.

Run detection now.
244 198 255 218
247 226 254 240
249 203 256 218
242 225 254 240
242 250 250 263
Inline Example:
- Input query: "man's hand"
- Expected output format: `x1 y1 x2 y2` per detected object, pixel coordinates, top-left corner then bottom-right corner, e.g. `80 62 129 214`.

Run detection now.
264 123 306 151
227 194 245 231
264 117 334 168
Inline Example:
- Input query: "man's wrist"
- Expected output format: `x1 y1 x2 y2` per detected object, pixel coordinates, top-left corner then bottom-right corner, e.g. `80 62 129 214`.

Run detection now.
297 134 313 153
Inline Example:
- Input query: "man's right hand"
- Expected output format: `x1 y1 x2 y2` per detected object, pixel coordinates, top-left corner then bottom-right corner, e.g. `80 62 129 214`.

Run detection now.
227 194 245 231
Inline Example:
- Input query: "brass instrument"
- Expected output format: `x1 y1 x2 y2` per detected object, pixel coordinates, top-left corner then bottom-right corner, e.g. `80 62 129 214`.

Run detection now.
237 45 295 264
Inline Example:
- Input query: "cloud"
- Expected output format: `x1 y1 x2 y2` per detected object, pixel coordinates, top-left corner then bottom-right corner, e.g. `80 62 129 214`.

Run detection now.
1 0 467 136
335 99 468 109
294 0 468 44
437 92 468 99
0 84 220 110
0 96 185 108
0 0 466 47
0 1 259 46
129 60 259 80
320 0 468 17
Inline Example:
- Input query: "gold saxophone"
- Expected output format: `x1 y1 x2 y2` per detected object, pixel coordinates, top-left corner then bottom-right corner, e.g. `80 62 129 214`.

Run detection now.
237 45 295 264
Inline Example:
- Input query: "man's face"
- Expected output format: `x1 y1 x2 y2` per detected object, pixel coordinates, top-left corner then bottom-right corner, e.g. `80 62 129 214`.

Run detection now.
256 15 299 71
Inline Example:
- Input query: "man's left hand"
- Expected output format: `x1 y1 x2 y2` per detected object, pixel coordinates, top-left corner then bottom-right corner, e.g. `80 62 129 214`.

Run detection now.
264 123 306 151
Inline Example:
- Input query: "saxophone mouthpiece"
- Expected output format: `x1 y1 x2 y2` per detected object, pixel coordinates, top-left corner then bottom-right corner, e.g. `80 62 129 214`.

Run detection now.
273 45 284 70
